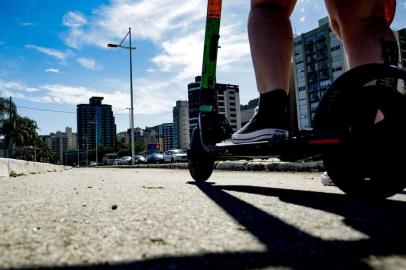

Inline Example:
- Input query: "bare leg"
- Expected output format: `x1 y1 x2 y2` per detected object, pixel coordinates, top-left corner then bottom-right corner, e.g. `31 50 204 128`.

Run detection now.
325 0 397 69
249 0 297 94
231 0 296 144
325 0 398 123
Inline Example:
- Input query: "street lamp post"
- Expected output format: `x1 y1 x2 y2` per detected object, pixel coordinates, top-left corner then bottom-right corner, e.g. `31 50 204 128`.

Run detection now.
107 28 136 165
77 132 80 167
93 116 98 165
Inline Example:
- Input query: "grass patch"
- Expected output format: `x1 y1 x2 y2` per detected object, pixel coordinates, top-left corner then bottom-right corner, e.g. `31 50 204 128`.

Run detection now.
9 171 26 177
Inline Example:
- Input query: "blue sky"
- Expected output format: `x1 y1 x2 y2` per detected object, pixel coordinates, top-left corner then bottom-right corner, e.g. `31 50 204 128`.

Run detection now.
1 0 405 135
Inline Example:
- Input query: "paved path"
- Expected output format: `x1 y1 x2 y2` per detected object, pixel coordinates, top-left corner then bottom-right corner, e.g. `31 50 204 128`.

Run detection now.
1 168 406 269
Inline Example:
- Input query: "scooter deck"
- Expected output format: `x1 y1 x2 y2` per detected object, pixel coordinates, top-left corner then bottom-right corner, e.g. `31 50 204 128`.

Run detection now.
206 131 331 161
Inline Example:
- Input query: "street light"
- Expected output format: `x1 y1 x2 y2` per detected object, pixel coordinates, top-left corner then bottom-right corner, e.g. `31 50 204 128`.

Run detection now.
107 27 136 165
91 116 98 165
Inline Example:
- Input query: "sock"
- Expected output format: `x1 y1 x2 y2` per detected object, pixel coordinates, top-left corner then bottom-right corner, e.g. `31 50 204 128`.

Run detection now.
257 89 289 129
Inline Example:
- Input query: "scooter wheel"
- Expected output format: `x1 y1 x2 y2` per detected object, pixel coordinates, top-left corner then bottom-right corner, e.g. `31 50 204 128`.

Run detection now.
188 128 215 182
314 64 406 199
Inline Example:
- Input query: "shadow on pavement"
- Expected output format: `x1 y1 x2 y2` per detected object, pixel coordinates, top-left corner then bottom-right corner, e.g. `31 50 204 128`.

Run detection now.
13 182 406 270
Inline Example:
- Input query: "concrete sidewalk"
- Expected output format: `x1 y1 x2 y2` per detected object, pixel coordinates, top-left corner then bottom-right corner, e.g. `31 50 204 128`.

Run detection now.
1 168 405 269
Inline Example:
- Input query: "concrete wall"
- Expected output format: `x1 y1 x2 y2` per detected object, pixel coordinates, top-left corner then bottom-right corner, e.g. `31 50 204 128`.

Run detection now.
0 158 71 178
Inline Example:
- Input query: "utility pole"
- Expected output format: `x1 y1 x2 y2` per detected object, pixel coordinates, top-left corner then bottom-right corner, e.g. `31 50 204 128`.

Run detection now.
85 135 88 166
129 28 135 165
95 115 98 165
77 135 80 167
107 28 136 165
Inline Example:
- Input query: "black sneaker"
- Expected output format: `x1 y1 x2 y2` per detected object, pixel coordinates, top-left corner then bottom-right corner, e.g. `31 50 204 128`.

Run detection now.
231 107 289 144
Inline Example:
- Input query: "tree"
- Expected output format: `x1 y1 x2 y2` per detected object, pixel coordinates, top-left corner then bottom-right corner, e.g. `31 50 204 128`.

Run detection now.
0 115 39 149
0 97 16 120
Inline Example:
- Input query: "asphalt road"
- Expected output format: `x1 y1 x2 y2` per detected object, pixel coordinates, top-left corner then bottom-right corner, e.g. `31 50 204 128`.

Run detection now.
1 168 406 270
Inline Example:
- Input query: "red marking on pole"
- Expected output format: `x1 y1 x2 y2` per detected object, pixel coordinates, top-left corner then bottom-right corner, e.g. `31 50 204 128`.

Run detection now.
208 0 222 18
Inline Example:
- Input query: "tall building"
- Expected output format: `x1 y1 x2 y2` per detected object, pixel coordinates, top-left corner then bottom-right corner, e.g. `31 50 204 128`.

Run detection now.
40 128 74 164
394 28 406 92
395 28 406 69
173 100 190 149
77 97 116 151
293 17 348 130
143 129 159 153
146 123 174 151
65 127 77 151
188 76 241 135
159 123 174 151
126 127 145 145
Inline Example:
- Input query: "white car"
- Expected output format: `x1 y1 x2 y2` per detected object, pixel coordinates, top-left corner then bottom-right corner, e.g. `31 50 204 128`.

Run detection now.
163 149 187 163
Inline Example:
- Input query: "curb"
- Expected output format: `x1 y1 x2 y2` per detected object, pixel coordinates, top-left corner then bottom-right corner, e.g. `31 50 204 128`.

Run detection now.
0 158 72 178
97 160 324 172
216 160 323 172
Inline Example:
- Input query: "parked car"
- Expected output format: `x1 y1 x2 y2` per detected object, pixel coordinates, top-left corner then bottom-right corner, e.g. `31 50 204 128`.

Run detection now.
104 153 119 165
146 152 164 163
120 155 147 165
89 161 97 166
163 149 187 163
120 156 132 165
134 155 147 164
113 158 124 165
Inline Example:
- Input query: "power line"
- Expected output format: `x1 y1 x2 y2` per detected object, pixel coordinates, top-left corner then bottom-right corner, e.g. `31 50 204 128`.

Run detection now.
16 105 172 116
17 105 75 114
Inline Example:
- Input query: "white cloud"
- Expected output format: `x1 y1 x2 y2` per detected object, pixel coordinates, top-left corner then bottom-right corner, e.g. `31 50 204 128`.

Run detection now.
20 22 34 27
35 81 175 114
63 0 206 48
77 57 101 70
45 68 60 73
151 22 250 83
0 80 39 94
300 15 306 22
0 78 177 115
62 11 87 28
26 44 72 63
152 30 204 83
60 0 258 109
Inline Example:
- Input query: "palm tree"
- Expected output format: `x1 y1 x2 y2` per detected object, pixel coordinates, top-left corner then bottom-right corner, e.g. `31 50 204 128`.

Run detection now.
0 97 16 120
0 115 38 149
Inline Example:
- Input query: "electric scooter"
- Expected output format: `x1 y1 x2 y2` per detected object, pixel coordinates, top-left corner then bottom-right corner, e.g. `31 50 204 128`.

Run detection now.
187 0 406 199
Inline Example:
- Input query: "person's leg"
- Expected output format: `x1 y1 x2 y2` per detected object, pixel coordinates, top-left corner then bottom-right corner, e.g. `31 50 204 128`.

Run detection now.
325 0 398 70
249 0 297 93
232 0 296 144
321 0 398 185
325 0 398 123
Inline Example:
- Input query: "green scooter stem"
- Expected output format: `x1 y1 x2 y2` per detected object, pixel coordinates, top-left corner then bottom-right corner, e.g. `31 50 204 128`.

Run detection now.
199 0 222 113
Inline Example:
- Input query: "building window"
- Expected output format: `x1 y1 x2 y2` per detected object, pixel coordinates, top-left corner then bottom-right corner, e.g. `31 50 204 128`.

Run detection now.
298 86 306 91
331 45 341 52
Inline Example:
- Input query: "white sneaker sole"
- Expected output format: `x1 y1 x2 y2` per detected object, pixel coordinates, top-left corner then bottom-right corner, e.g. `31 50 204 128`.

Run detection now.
231 128 289 144
321 172 335 186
